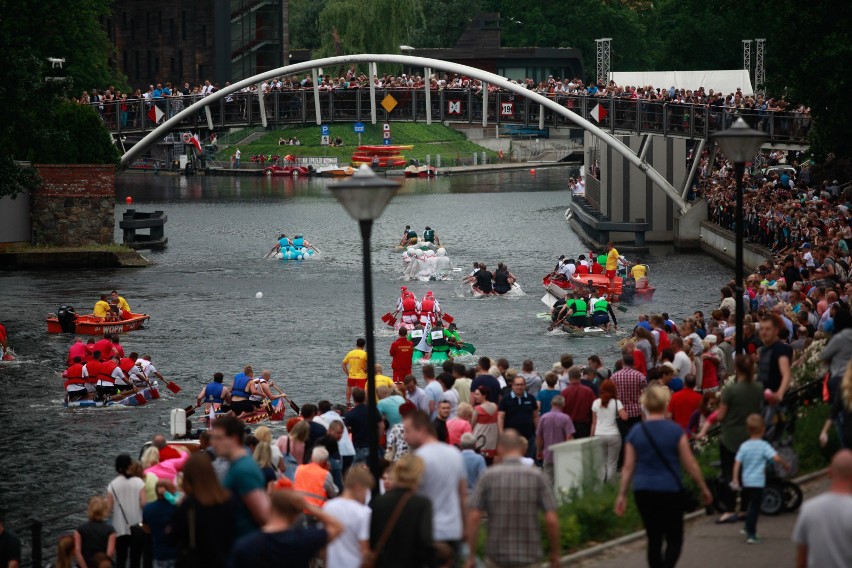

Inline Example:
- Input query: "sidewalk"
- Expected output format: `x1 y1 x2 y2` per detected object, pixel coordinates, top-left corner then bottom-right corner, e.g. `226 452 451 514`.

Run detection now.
572 476 827 568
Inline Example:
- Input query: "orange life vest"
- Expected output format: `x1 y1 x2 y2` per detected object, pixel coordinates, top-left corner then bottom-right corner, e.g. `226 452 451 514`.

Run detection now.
294 463 331 508
98 360 118 385
64 363 85 385
402 297 418 317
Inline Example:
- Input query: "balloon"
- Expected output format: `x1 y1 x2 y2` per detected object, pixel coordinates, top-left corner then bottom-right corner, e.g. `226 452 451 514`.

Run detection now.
125 196 133 204
301 247 308 254
255 292 263 299
297 254 303 260
276 252 284 259
529 168 536 175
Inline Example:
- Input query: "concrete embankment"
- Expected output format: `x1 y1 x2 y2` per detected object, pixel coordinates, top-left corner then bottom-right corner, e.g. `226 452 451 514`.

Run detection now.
0 249 151 269
698 221 773 271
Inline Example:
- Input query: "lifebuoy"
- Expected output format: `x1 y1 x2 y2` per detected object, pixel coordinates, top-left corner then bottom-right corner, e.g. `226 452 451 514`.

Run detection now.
181 132 191 144
265 169 272 176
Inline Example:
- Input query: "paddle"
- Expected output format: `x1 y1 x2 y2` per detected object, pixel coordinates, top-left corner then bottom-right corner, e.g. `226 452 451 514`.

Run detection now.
271 384 300 414
165 380 181 394
381 312 397 326
457 342 476 354
183 403 201 417
442 313 454 324
616 305 629 313
134 392 148 405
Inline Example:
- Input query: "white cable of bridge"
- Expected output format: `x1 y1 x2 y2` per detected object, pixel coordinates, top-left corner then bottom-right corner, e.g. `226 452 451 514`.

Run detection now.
120 54 688 212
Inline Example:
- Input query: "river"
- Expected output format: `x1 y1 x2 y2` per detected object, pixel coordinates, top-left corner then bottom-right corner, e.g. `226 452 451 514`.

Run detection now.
0 167 730 554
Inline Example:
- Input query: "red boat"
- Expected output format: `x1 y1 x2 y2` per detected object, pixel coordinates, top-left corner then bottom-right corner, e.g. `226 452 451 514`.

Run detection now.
543 274 655 303
46 313 151 335
351 155 408 168
356 145 414 153
404 165 437 178
264 165 312 177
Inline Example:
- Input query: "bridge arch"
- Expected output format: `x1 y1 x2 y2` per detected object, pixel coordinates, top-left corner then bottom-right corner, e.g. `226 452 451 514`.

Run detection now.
120 54 688 212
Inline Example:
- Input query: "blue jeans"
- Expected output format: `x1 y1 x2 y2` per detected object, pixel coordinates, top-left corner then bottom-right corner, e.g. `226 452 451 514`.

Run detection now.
329 457 343 491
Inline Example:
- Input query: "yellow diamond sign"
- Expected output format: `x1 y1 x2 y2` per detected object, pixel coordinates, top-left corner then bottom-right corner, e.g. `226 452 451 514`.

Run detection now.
381 94 398 113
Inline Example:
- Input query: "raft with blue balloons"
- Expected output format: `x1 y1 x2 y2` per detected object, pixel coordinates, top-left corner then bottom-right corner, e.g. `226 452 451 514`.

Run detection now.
276 246 317 261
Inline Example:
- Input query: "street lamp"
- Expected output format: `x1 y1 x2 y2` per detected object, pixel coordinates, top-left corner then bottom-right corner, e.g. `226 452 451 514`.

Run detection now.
329 164 400 487
711 117 767 355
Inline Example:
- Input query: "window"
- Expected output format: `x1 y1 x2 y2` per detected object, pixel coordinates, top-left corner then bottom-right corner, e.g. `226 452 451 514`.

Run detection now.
170 58 175 72
198 64 203 81
146 12 150 40
154 57 160 75
134 52 139 80
158 12 162 33
170 19 175 40
122 51 128 73
122 12 127 29
147 51 152 80
130 19 135 41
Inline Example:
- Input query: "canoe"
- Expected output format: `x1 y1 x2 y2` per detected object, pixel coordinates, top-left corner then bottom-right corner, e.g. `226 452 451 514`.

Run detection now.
316 166 356 176
404 165 437 178
64 384 160 408
46 312 150 335
542 274 655 303
242 399 286 424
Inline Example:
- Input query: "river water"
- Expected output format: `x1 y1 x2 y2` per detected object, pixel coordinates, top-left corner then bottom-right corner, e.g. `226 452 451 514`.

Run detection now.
0 167 730 551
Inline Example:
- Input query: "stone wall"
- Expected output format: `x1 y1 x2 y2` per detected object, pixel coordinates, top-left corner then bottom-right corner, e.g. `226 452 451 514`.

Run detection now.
32 165 116 246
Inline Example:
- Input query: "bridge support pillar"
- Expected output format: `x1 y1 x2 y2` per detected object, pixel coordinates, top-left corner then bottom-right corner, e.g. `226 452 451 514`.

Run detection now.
425 67 432 125
312 69 321 125
369 62 377 125
257 84 268 128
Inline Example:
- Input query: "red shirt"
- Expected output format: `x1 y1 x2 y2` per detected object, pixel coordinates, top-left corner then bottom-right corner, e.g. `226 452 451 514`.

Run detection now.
561 383 596 425
112 342 125 359
668 388 703 430
84 359 102 384
68 341 87 364
389 337 414 380
633 349 647 376
85 343 96 362
0 323 6 344
159 446 181 461
119 357 136 373
93 338 115 360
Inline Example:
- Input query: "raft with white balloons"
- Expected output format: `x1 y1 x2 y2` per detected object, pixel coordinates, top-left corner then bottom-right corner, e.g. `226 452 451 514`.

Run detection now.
401 247 452 281
276 246 318 261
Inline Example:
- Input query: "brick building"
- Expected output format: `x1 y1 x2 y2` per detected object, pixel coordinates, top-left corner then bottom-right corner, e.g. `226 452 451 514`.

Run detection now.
104 0 289 89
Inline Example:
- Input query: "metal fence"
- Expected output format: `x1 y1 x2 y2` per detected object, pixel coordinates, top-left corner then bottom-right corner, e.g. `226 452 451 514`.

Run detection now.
90 90 811 144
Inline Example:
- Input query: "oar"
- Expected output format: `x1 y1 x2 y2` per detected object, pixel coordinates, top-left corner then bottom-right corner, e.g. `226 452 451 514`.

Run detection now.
442 313 454 324
164 379 182 394
184 403 201 417
381 312 396 326
271 384 300 414
616 305 629 313
548 315 568 332
457 342 476 354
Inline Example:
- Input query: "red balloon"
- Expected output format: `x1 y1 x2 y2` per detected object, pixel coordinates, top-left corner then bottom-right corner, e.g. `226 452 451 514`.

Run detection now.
125 196 133 204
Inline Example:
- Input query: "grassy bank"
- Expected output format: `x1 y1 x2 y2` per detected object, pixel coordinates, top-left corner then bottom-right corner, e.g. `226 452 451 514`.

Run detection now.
217 122 497 166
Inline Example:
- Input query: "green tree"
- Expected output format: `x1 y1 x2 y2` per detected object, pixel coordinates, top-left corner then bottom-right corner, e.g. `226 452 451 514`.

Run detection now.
315 0 424 57
290 0 328 50
409 0 483 48
29 101 120 165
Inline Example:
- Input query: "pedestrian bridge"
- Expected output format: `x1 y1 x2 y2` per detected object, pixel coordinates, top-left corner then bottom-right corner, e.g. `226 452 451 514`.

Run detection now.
96 88 808 147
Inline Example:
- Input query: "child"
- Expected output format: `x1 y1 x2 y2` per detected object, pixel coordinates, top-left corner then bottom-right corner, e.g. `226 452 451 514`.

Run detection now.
732 414 789 543
536 371 560 414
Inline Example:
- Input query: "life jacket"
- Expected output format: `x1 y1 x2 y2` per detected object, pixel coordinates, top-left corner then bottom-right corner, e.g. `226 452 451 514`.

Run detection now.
232 372 252 398
294 463 331 508
119 358 135 373
402 297 418 316
572 299 588 317
576 264 589 275
64 363 85 385
430 329 448 350
406 230 417 239
594 299 609 314
408 330 424 344
423 229 435 242
292 237 305 248
84 360 102 384
204 382 225 404
98 360 118 385
591 263 604 274
421 297 436 318
279 237 291 248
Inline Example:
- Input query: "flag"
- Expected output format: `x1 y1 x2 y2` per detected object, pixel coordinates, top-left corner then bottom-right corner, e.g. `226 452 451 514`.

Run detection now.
191 134 202 153
416 320 433 353
147 105 164 124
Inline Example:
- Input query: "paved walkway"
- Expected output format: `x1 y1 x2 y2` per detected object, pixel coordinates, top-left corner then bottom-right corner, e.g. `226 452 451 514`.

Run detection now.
573 477 827 568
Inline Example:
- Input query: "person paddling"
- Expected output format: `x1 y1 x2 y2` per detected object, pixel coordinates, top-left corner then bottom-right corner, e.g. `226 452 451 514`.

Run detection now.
266 234 289 258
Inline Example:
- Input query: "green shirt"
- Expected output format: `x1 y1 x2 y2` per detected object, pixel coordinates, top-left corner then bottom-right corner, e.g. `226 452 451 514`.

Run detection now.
224 454 267 537
720 380 765 452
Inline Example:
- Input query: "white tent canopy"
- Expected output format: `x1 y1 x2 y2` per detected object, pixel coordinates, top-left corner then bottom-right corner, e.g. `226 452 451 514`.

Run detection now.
610 70 754 97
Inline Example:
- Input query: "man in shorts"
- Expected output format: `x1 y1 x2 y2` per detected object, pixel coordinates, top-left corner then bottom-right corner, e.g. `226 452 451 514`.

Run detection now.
342 338 368 406
606 241 620 294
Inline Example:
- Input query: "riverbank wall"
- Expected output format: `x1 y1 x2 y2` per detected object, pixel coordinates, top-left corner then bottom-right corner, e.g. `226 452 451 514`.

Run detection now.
0 249 150 269
698 221 772 272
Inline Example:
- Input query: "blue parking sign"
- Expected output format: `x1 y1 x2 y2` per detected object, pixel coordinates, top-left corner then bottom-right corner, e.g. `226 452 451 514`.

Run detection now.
321 124 329 136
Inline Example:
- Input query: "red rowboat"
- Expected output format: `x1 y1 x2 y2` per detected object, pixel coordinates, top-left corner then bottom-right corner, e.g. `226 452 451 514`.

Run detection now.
46 312 150 335
543 274 655 302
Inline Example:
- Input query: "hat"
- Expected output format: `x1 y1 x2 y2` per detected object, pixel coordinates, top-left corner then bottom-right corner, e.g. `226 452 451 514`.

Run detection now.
426 291 433 296
801 243 811 249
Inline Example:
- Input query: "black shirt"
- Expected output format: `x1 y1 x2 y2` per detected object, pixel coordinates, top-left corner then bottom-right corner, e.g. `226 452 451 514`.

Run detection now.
433 418 449 443
344 404 381 449
316 434 341 459
498 392 538 437
75 521 113 568
471 374 501 403
0 529 21 568
227 526 328 568
474 270 493 292
783 265 802 285
758 340 792 393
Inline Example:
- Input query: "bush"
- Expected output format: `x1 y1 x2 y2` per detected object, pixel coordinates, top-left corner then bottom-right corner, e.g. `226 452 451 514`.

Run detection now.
550 482 644 552
29 101 119 165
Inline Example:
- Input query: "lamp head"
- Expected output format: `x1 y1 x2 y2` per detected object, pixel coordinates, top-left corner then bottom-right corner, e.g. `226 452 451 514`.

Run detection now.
711 117 767 163
329 164 400 221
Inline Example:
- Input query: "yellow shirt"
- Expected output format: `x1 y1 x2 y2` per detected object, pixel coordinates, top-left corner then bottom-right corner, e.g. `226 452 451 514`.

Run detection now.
631 264 647 279
374 374 395 400
606 248 620 271
116 296 131 312
93 300 111 318
343 348 368 379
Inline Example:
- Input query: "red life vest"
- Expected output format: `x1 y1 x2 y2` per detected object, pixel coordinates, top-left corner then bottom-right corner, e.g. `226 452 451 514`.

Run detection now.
576 264 589 275
64 363 85 385
84 360 102 384
421 298 435 313
119 357 135 373
98 360 118 385
402 297 418 316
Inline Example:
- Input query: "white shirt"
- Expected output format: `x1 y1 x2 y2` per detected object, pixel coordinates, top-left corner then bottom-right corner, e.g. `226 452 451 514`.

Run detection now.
803 251 815 267
321 410 355 457
416 442 466 540
324 497 371 568
558 263 576 278
107 475 145 536
672 351 693 378
592 399 623 436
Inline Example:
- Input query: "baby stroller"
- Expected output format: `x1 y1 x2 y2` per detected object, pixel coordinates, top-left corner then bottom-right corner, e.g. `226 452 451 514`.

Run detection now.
760 402 803 515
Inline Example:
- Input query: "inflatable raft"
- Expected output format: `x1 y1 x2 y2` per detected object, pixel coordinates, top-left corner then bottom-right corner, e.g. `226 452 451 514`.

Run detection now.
469 282 523 297
276 246 317 261
64 384 161 408
543 274 655 303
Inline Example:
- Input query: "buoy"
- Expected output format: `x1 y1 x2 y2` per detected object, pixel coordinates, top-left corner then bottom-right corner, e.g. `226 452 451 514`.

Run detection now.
529 168 536 175
276 252 284 259
255 292 263 299
125 196 133 204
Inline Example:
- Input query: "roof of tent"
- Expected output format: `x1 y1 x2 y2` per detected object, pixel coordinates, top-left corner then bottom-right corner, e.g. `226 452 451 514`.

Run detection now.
610 70 754 97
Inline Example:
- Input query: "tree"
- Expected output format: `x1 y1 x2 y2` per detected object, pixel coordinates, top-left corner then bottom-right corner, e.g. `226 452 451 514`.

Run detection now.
315 0 424 58
290 0 328 50
408 0 482 48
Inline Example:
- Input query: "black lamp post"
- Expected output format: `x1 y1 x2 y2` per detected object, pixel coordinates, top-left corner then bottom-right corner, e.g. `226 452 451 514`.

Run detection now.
711 117 767 355
329 164 400 486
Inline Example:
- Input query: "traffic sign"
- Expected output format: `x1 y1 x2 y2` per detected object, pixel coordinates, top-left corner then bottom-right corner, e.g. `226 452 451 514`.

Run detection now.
383 139 391 146
353 122 365 133
321 124 329 135
382 123 390 132
321 135 330 146
590 104 607 123
383 131 391 140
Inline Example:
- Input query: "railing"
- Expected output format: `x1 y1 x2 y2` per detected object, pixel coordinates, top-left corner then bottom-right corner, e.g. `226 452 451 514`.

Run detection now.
88 90 811 145
11 507 87 568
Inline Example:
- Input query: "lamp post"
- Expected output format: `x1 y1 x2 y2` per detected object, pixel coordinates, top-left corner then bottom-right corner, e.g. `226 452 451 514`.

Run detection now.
711 117 767 355
329 164 400 487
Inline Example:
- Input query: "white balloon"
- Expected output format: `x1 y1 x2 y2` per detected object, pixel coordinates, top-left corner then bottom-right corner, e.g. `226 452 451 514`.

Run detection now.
255 292 263 299
276 252 284 259
297 254 303 260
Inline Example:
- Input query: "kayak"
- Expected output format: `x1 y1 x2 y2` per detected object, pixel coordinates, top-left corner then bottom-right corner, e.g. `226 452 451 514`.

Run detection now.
316 166 356 177
242 399 286 424
47 312 150 335
542 274 655 303
557 325 607 336
64 384 161 408
469 282 523 297
352 157 408 168
412 345 475 365
404 165 437 178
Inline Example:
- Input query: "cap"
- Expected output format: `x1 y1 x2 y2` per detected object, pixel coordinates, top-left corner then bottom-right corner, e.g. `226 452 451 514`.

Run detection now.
426 291 433 296
801 243 811 249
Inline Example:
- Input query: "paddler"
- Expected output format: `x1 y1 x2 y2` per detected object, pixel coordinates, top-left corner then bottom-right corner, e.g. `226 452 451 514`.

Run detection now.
249 369 284 407
398 290 420 327
591 294 619 332
409 323 430 361
605 241 620 294
493 263 516 295
423 226 441 247
110 290 132 319
93 294 113 320
197 372 232 410
428 321 452 359
419 291 441 325
134 354 165 384
472 263 494 295
230 365 260 417
267 233 290 257
63 356 89 401
566 293 590 329
445 322 463 348
575 254 589 275
67 338 87 365
0 322 8 359
389 328 414 383
630 258 650 289
403 226 418 246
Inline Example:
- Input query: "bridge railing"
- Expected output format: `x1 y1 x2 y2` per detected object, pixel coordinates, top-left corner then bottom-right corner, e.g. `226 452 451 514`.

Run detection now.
91 90 811 144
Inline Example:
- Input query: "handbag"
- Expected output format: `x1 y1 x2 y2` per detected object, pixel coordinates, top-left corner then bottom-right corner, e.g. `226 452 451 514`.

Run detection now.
640 423 698 511
110 486 146 547
361 491 413 568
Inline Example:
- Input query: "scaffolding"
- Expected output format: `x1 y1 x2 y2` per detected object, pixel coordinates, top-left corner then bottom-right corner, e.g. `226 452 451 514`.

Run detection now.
755 38 766 96
742 40 752 74
595 38 611 85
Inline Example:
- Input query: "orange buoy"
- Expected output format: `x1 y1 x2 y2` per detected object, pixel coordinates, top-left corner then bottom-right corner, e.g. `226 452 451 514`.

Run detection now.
125 196 133 204
529 168 536 175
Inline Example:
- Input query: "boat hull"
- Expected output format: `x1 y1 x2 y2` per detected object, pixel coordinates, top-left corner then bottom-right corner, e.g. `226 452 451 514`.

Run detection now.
542 275 655 302
46 313 150 335
64 384 160 408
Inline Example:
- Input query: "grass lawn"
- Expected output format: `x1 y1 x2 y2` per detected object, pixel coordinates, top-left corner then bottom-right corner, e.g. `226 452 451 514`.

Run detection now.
217 122 497 166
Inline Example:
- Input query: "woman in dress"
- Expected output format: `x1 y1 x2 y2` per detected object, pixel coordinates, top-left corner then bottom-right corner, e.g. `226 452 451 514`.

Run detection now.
471 386 498 462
